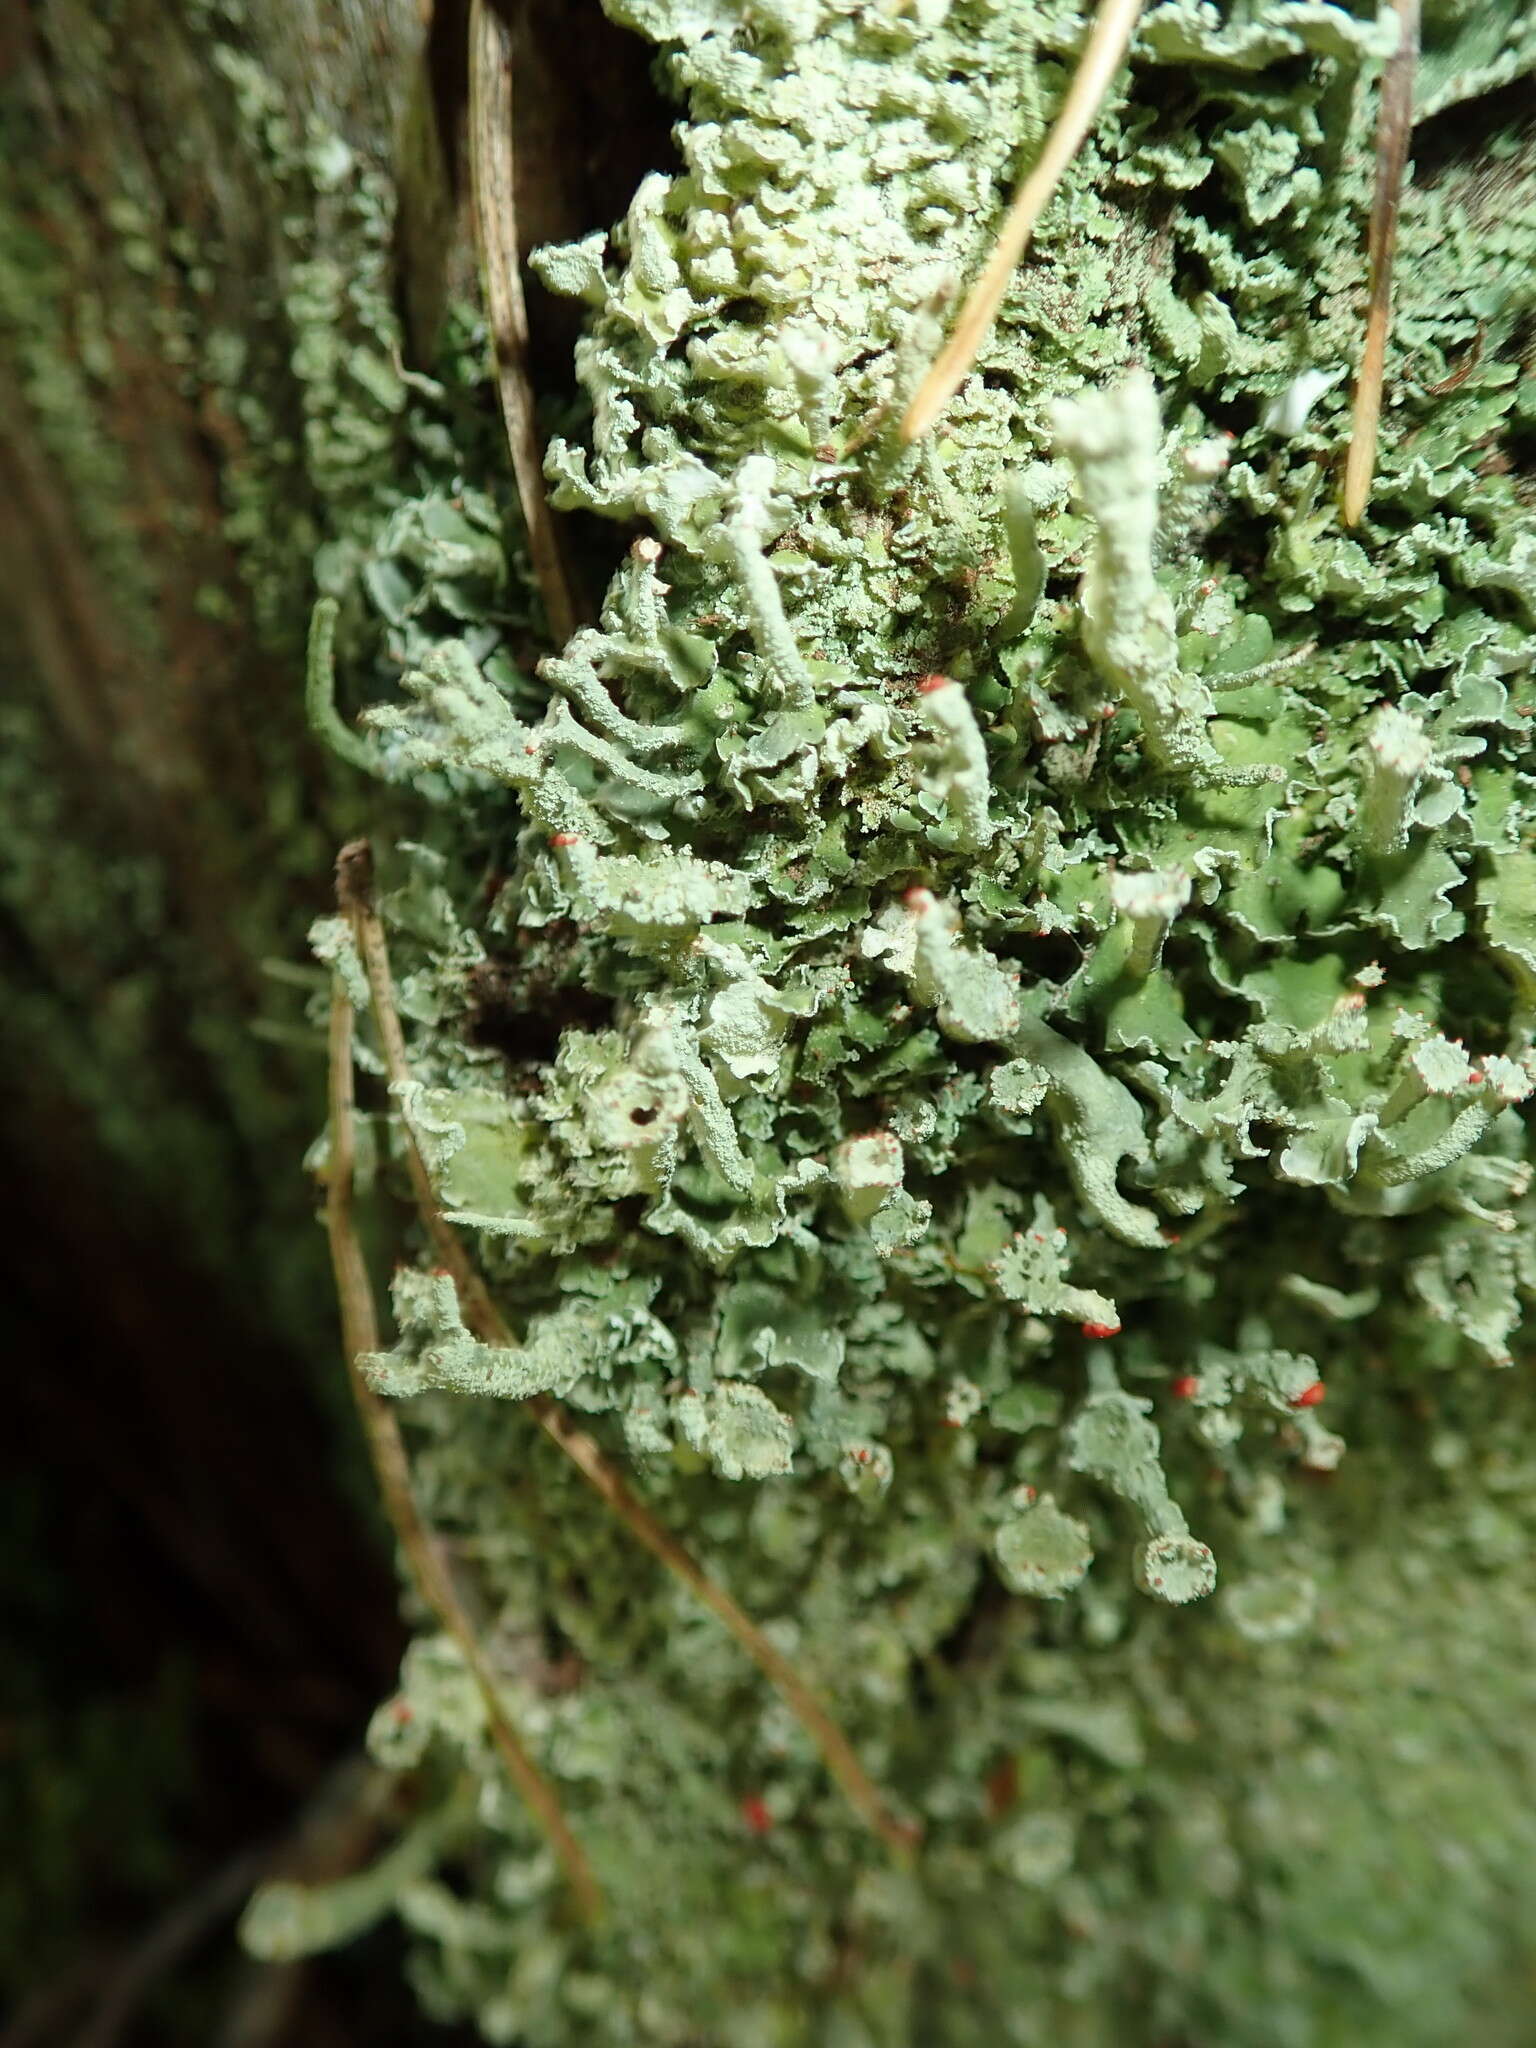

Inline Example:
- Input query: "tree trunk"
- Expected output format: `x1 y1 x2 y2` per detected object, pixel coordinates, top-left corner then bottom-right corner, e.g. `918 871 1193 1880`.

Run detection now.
0 2 660 2033
8 2 1536 2044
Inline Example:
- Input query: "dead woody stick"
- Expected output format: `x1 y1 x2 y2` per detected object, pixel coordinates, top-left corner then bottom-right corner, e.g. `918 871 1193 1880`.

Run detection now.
467 0 581 643
902 0 1145 445
1341 0 1420 528
335 841 914 1860
324 972 603 1922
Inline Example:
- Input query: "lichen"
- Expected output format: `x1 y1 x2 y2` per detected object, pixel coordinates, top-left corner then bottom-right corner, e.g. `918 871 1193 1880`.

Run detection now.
283 2 1536 2041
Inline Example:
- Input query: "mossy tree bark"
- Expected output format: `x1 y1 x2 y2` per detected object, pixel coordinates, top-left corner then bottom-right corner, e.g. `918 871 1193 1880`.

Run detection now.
0 1 660 2031
0 2 437 2027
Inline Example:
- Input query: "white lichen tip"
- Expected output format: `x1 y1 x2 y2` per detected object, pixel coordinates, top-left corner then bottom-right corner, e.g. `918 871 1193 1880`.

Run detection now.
1260 367 1344 438
1108 866 1192 926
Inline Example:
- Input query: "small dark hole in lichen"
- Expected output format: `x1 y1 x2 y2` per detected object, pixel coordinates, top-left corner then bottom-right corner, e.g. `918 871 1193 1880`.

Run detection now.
1013 933 1083 988
463 958 614 1069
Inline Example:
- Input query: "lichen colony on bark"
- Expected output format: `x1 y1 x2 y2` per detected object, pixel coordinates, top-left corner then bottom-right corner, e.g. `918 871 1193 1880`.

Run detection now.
20 0 1536 2040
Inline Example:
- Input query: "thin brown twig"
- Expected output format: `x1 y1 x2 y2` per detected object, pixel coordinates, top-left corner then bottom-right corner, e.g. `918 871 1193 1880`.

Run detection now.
901 0 1145 444
70 1847 271 2048
337 841 915 1861
467 0 581 643
1421 322 1484 399
324 964 602 1922
1341 0 1420 528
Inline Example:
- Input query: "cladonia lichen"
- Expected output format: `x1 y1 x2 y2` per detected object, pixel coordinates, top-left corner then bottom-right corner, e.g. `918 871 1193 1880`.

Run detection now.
272 3 1536 2042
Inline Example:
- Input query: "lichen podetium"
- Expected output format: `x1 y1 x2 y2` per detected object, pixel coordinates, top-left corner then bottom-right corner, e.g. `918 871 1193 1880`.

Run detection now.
262 2 1536 2040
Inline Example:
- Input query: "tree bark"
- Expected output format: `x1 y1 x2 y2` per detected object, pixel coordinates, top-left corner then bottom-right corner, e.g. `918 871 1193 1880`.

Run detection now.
0 1 663 2028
